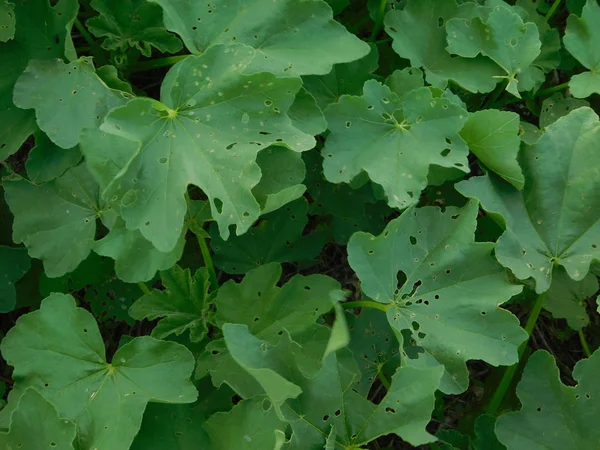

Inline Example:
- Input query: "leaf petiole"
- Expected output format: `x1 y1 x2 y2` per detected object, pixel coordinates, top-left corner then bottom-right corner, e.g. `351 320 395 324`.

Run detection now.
137 281 152 296
579 329 592 358
341 300 391 313
197 234 219 289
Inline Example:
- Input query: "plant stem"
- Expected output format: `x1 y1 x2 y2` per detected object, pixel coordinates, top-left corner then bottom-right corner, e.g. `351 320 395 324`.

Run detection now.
483 80 507 110
545 0 563 21
137 282 152 296
579 329 592 358
377 367 391 391
73 18 107 65
341 300 391 313
369 0 387 42
129 55 190 73
494 82 569 108
486 290 548 416
374 37 393 45
197 234 219 289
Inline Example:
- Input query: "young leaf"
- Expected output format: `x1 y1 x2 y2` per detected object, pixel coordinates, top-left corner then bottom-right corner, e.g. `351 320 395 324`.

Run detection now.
0 246 30 312
457 107 600 293
25 132 82 184
0 0 15 42
210 198 326 274
87 0 183 57
82 44 314 252
385 0 502 93
496 349 600 449
0 388 76 450
0 293 197 450
322 82 469 210
564 0 600 98
459 110 524 189
347 201 526 394
3 164 106 278
150 0 370 75
13 57 131 149
129 265 214 342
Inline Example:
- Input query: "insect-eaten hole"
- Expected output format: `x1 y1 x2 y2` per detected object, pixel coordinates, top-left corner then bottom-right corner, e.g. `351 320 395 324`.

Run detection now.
214 198 223 214
385 407 396 414
440 148 451 157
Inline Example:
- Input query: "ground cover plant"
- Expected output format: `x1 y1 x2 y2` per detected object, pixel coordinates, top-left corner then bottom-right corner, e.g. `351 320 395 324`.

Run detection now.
0 0 599 448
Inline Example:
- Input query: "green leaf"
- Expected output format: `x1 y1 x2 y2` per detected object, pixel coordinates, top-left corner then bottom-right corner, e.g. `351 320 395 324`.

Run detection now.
564 0 600 98
0 0 77 159
13 57 130 149
252 146 307 215
385 0 502 93
446 4 542 97
150 0 370 76
385 67 426 99
287 88 327 136
347 201 526 394
473 414 505 450
81 44 314 253
460 110 524 189
540 93 589 129
129 265 213 342
87 0 182 57
0 293 198 450
545 267 598 330
322 81 469 210
0 0 15 42
96 64 135 94
457 107 600 293
85 276 140 325
3 164 106 278
0 388 76 450
94 218 185 282
496 349 600 449
204 398 288 450
26 132 82 183
210 198 326 274
0 245 30 312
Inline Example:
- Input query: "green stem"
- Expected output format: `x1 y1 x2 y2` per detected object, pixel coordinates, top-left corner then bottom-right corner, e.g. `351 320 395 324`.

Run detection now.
545 0 563 21
73 18 106 65
137 282 152 296
374 37 393 45
197 234 219 289
341 300 391 313
483 80 507 110
486 290 548 416
377 367 391 391
369 0 387 42
579 329 592 358
129 55 190 73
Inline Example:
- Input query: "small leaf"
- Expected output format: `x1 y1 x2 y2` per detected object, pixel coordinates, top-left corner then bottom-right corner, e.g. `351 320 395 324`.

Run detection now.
0 246 30 312
539 93 589 128
545 268 598 330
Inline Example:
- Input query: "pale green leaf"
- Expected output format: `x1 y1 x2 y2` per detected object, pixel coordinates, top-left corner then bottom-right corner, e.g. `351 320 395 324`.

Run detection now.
96 65 135 94
348 201 526 394
460 110 524 189
3 164 105 278
13 57 130 149
496 349 600 449
0 0 15 42
0 293 197 450
87 0 182 57
210 198 326 274
150 0 370 76
457 108 600 293
0 246 30 312
385 67 425 99
26 132 82 183
287 87 327 136
81 44 314 253
129 266 213 342
0 388 76 450
0 0 77 159
322 81 469 210
546 268 597 330
385 0 502 93
564 0 600 98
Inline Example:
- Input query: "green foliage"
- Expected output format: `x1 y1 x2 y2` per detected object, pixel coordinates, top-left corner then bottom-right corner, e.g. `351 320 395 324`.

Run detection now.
1 0 599 448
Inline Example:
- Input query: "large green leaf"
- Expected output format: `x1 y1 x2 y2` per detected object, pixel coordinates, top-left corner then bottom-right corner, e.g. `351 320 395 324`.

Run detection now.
322 81 469 210
0 246 30 312
0 0 77 159
0 293 197 450
210 198 326 274
457 107 600 293
81 44 314 253
0 0 15 42
564 0 600 98
446 4 542 97
150 0 370 76
348 201 526 394
459 110 524 189
129 265 214 342
3 164 107 278
496 349 600 449
384 0 502 93
13 57 130 149
26 132 82 183
0 388 76 449
87 0 182 57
